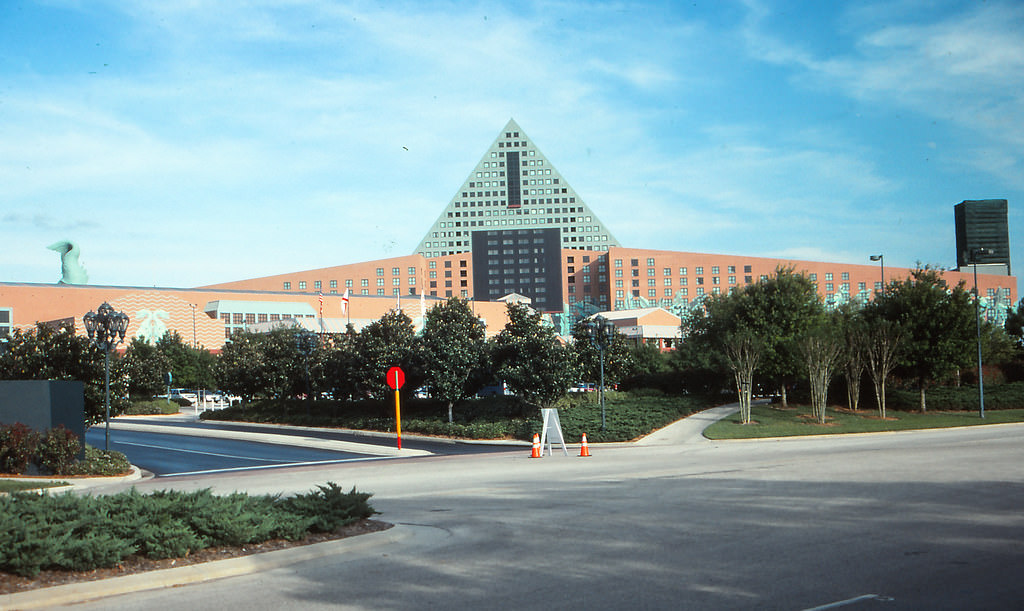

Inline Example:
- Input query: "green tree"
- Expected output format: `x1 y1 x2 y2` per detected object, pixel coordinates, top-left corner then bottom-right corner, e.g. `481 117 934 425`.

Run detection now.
420 298 489 423
352 310 424 401
492 302 577 409
864 268 975 412
123 337 170 399
214 331 265 402
156 331 215 390
798 320 843 424
680 267 823 406
739 267 824 407
863 318 901 418
325 325 361 401
1005 298 1024 347
0 323 126 426
570 319 632 387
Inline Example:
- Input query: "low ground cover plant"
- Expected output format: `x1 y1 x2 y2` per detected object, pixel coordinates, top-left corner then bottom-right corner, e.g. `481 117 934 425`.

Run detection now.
0 482 374 577
201 391 714 443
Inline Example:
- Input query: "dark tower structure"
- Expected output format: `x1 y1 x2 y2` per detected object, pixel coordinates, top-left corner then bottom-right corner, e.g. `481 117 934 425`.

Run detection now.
955 199 1010 274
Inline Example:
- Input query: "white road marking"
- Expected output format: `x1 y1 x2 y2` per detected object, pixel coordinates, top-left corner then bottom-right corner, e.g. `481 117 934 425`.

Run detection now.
116 440 297 463
162 456 396 477
802 594 891 610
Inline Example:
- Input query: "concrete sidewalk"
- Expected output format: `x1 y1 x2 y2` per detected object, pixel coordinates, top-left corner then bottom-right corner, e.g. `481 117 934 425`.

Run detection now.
633 402 740 446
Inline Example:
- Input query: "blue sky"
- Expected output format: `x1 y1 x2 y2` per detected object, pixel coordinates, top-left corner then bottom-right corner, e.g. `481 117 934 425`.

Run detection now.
2 0 1021 294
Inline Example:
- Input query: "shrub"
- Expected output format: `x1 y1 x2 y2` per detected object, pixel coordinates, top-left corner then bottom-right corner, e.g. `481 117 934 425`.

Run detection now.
124 399 182 415
37 425 82 475
279 482 375 532
0 423 41 474
71 445 132 476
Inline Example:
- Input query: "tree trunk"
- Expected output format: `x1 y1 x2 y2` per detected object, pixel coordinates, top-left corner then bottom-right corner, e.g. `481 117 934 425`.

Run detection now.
780 384 788 409
919 384 927 413
447 401 454 424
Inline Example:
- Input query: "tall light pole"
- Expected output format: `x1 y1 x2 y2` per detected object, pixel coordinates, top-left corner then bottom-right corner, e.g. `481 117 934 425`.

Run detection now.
869 254 885 296
83 303 129 451
585 315 616 431
970 247 991 419
190 303 197 348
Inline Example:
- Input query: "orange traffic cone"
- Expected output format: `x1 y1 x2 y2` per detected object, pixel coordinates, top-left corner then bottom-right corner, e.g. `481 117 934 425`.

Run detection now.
579 433 591 457
531 433 541 458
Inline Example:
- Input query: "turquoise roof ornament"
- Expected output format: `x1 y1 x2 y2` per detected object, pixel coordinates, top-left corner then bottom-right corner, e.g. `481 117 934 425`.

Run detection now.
48 240 89 285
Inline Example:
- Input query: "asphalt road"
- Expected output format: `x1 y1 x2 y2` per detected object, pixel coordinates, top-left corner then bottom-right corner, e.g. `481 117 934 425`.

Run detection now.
83 427 380 477
64 421 1024 610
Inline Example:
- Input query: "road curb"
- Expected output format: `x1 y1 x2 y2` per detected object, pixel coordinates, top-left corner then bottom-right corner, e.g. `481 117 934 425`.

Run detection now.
0 524 440 610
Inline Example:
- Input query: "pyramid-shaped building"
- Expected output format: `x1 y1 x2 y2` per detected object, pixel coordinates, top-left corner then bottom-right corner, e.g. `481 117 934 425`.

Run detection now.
413 119 619 258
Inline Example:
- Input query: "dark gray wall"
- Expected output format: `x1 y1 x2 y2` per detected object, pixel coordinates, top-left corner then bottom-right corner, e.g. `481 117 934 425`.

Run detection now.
0 380 85 442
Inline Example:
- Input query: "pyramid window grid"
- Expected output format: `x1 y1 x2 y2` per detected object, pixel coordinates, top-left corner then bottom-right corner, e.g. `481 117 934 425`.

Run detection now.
415 120 619 258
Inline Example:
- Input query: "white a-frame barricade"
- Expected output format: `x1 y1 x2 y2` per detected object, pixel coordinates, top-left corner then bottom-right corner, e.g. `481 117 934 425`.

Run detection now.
539 408 569 456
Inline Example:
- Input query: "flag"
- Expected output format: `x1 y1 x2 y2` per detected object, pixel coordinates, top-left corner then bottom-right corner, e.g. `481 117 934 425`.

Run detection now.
318 291 323 316
341 289 350 315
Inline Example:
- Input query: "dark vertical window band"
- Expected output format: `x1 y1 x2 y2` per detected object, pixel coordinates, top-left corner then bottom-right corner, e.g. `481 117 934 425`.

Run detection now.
506 151 521 208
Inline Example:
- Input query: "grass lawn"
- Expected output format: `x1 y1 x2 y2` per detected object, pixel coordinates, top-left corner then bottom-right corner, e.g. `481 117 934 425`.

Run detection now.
704 404 1024 440
0 480 69 493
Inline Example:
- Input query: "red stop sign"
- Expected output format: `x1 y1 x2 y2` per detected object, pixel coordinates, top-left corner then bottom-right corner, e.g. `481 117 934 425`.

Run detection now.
386 366 405 390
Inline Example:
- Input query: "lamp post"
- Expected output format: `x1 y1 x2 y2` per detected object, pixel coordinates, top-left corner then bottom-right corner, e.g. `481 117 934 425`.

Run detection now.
869 254 885 296
969 247 991 419
83 303 129 451
585 315 616 431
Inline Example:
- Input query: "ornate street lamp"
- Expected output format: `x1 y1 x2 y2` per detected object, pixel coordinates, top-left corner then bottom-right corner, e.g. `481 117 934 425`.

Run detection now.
83 303 129 451
869 254 885 296
969 247 991 419
585 315 617 431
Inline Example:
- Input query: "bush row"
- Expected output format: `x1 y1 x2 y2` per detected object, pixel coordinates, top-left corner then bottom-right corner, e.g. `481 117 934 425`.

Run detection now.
0 482 374 577
0 423 131 476
202 391 713 443
887 381 1024 412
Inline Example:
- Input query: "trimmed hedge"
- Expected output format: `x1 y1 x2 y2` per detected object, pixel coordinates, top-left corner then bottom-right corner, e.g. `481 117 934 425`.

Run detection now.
0 482 374 577
887 381 1024 412
201 391 714 443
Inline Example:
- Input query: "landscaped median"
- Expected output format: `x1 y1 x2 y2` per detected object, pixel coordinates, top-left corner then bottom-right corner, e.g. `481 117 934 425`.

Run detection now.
704 404 1024 440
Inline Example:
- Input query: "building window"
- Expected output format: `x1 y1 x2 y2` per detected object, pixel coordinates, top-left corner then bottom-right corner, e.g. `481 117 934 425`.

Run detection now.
346 279 353 287
695 267 703 275
283 282 291 290
614 259 622 267
330 280 337 288
298 281 307 290
825 273 833 281
314 280 321 290
0 308 11 338
679 267 687 275
377 268 384 276
711 266 720 274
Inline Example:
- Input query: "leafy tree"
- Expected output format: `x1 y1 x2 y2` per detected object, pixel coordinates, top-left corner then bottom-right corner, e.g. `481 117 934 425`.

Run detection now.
352 310 424 401
1004 299 1024 348
863 319 901 419
123 338 170 399
325 325 361 401
722 329 762 424
491 302 577 409
798 321 843 424
680 267 823 406
836 305 867 411
420 298 489 423
739 267 824 407
0 323 126 426
156 331 216 390
865 268 975 412
570 319 632 387
215 331 265 402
